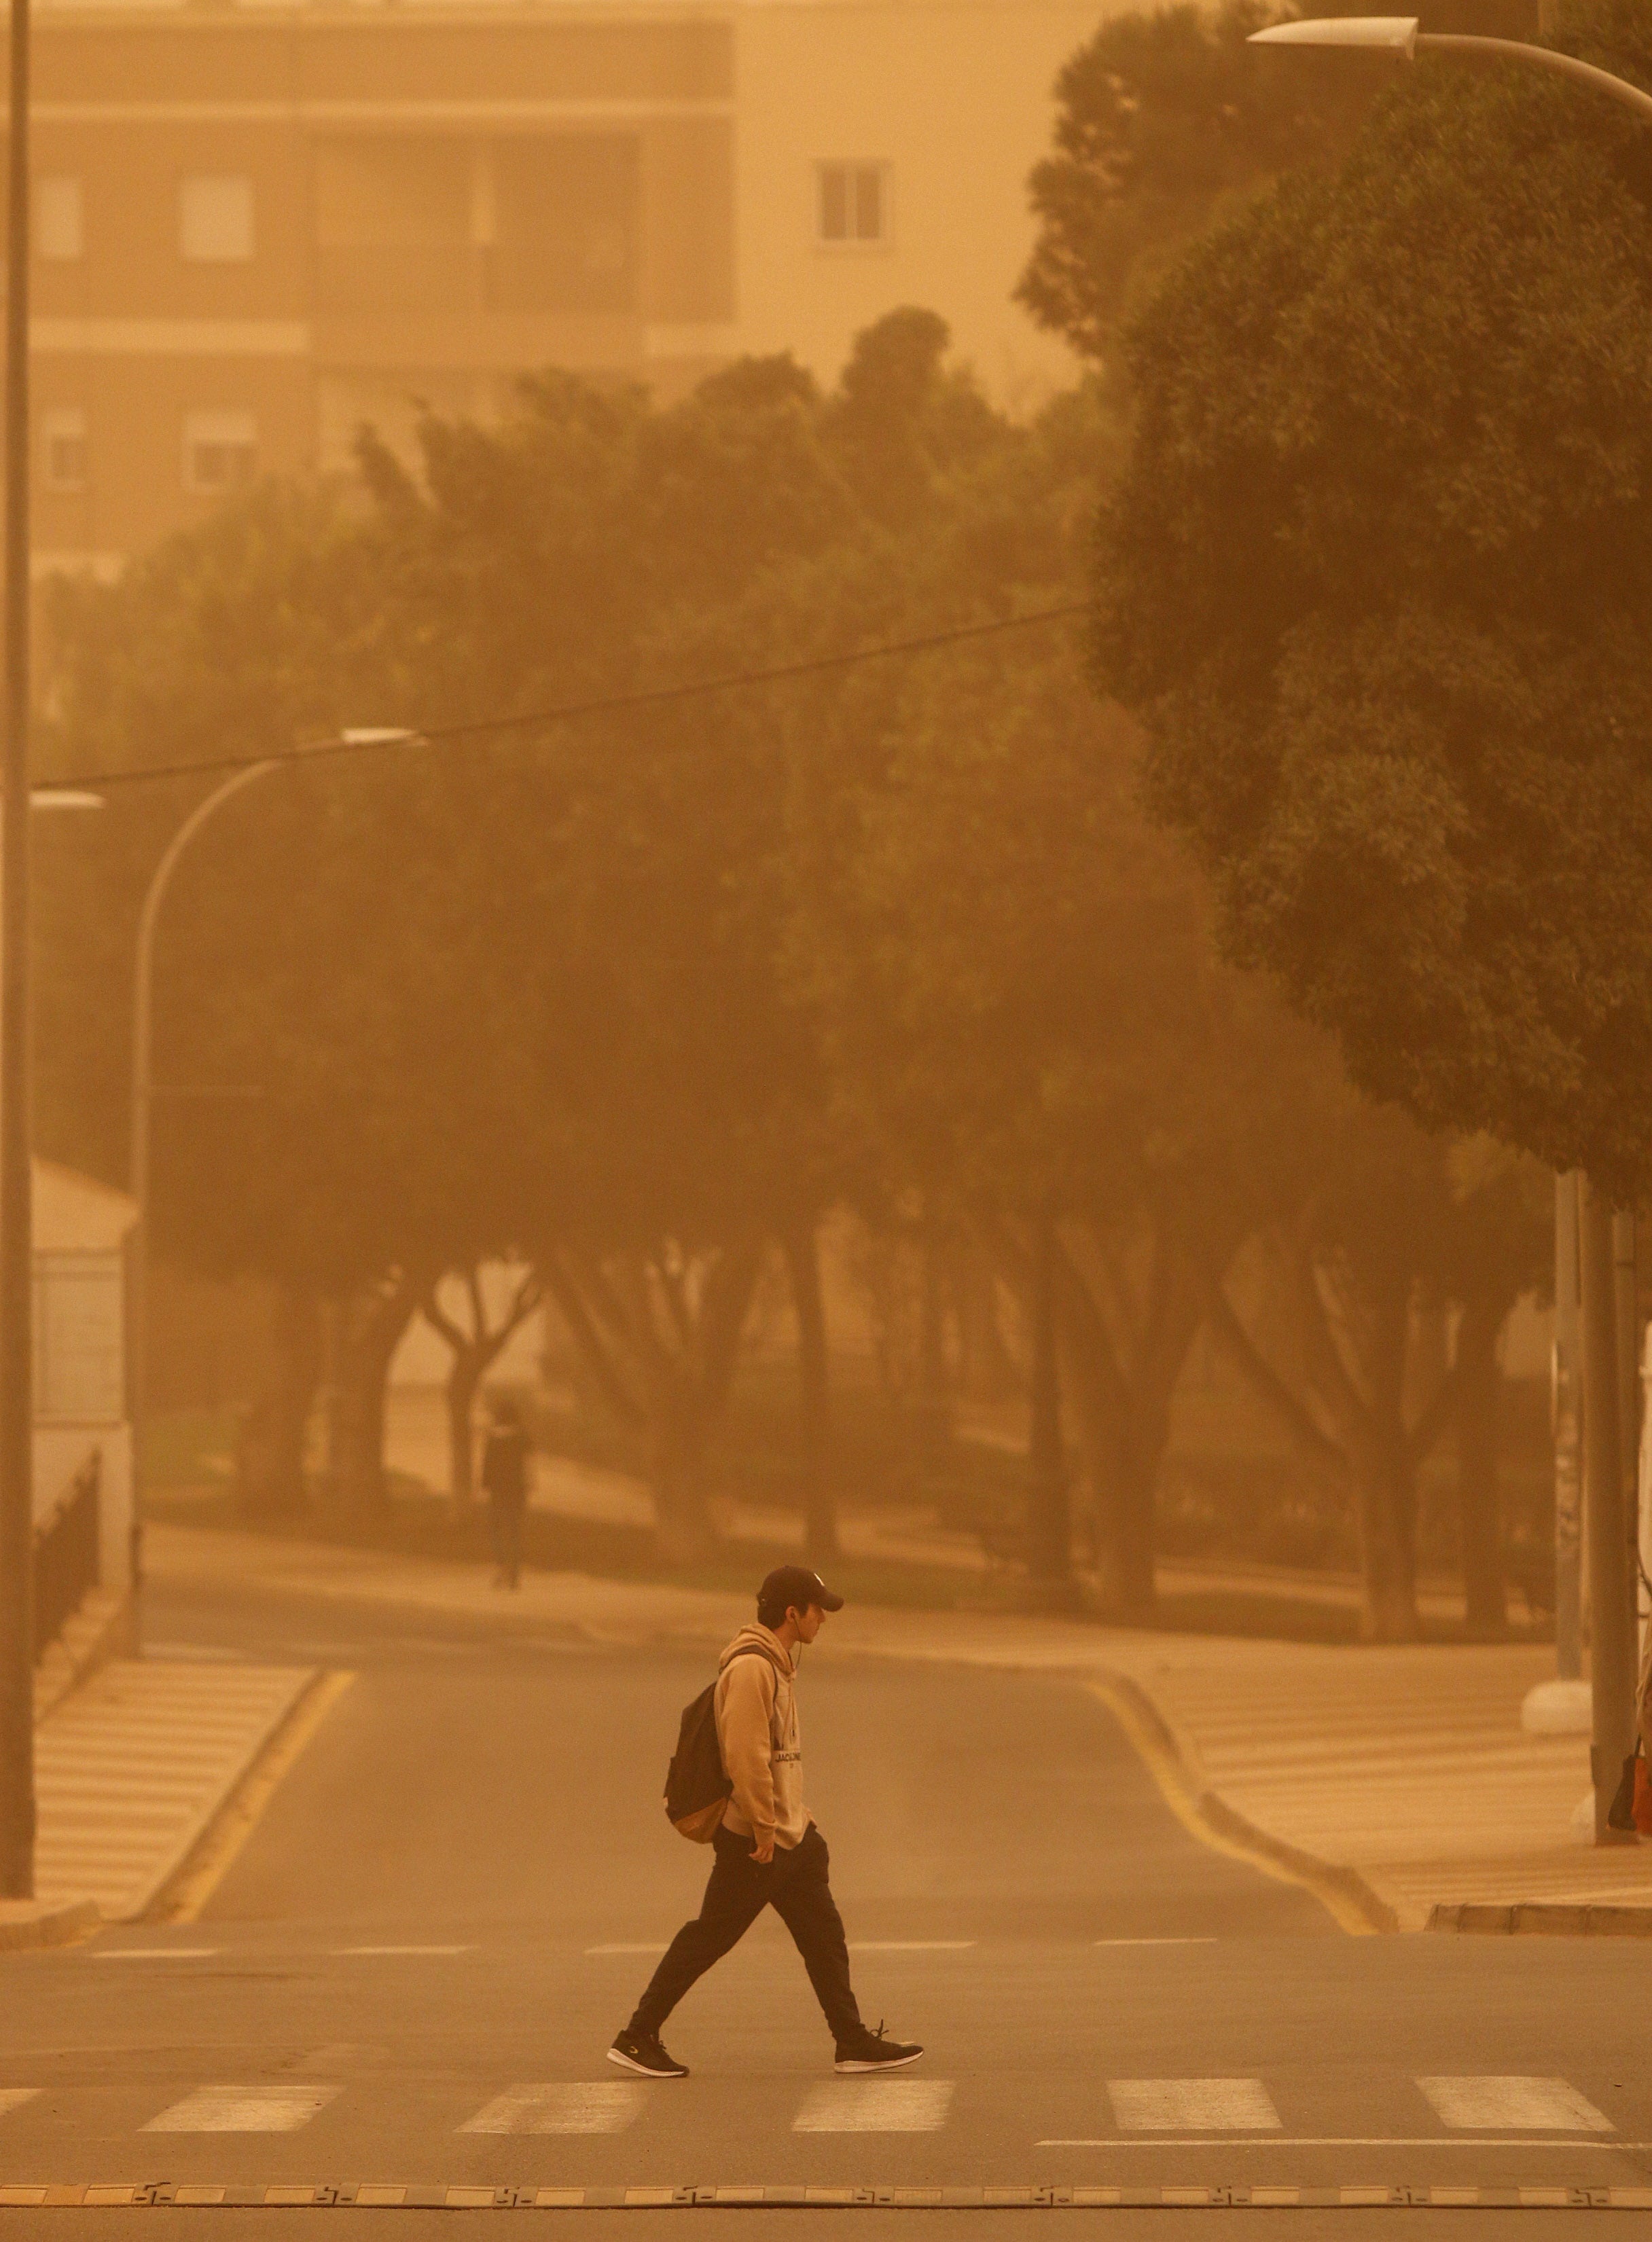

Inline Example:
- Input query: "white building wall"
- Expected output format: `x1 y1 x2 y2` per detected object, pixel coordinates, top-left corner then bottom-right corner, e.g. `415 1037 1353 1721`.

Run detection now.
732 0 1102 407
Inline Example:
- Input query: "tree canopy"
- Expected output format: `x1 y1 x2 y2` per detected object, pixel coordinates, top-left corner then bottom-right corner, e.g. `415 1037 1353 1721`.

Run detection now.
1094 10 1652 1195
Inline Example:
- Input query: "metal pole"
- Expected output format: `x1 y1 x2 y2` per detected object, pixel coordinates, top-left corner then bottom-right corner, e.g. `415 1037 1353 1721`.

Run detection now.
0 0 33 1900
1615 1212 1642 1652
128 759 278 1580
1554 1172 1582 1681
1580 1174 1636 1842
1026 1209 1069 1586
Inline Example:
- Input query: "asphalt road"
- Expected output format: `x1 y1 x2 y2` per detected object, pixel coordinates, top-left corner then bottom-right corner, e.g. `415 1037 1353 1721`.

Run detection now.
3 1577 1652 2239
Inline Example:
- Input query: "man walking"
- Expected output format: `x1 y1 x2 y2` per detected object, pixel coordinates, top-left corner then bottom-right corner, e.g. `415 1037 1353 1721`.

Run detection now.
480 1393 531 1590
609 1565 922 2080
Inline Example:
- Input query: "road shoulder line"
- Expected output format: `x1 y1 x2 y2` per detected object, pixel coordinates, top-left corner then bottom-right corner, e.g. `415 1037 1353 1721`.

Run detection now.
1088 1674 1397 1937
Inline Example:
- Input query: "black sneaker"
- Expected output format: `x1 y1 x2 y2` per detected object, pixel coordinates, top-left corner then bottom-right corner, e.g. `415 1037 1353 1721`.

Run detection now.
607 2028 688 2079
833 2021 924 2074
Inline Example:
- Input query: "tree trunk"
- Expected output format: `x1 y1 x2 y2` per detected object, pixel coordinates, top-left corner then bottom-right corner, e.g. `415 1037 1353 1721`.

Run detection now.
1350 1441 1419 1642
447 1345 483 1513
785 1227 839 1566
235 1285 319 1518
1456 1298 1506 1638
956 1242 1016 1401
916 1227 952 1468
332 1279 420 1519
1111 1429 1160 1619
1026 1212 1069 1585
651 1392 717 1566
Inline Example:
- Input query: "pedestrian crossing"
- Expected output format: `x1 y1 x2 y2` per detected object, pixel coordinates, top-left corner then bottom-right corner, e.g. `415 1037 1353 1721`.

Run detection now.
0 2075 1629 2142
142 2086 342 2135
461 2086 644 2136
1109 2080 1280 2133
794 2081 954 2133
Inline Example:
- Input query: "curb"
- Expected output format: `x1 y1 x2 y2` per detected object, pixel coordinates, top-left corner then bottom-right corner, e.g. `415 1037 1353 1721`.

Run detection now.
1429 1901 1652 1938
1093 1670 1399 1937
0 1897 99 1952
147 1669 355 1925
3 2180 1652 2211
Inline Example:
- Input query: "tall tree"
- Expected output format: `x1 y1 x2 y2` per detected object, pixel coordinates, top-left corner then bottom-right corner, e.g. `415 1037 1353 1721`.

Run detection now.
1094 12 1652 1194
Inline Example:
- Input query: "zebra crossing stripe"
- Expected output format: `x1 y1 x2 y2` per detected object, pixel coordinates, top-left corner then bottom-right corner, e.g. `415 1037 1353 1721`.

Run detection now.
794 2078 954 2132
3 2180 1652 2208
1109 2078 1281 2131
460 2082 643 2135
1418 2078 1614 2134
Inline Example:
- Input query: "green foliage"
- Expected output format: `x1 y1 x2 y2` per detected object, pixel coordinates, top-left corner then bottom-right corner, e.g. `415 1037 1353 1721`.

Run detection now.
1096 17 1652 1192
1018 0 1386 360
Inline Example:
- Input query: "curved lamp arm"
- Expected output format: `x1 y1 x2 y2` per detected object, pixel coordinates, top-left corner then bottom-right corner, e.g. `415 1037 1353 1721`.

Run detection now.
1249 19 1652 125
127 757 279 1534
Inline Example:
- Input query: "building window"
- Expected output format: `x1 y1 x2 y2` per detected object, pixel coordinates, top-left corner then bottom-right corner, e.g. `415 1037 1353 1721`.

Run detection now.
183 409 257 495
179 175 254 263
41 408 87 492
36 177 82 261
817 162 888 245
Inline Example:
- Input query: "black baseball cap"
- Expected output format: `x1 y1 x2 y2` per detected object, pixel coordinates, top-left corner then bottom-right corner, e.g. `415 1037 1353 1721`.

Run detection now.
757 1564 844 1618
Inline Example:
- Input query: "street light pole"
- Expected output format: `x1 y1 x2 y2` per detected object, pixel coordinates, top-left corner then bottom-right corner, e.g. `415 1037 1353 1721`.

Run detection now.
128 759 279 1580
128 729 414 1574
1248 12 1652 1833
1581 1178 1637 1839
1249 16 1652 124
0 0 34 1900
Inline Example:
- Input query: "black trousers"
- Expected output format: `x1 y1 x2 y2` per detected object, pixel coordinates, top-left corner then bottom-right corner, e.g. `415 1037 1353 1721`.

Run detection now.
629 1822 862 2044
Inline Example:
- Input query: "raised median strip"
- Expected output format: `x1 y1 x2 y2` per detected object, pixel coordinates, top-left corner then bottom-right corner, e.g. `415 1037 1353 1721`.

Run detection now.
4 2183 1652 2209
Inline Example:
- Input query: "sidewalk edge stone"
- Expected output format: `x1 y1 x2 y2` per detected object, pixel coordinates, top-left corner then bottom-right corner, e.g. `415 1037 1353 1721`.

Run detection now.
1429 1899 1652 1938
0 1896 99 1951
1096 1668 1400 1936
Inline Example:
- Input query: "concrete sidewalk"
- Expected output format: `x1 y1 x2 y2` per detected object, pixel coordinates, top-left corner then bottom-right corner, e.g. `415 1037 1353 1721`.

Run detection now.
149 1521 1652 1935
33 1655 321 1920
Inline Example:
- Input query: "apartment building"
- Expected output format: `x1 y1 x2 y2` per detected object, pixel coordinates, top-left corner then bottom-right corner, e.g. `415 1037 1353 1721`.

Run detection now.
27 0 1100 571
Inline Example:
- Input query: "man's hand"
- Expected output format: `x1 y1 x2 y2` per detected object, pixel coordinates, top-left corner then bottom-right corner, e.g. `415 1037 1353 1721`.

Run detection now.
751 1835 776 1864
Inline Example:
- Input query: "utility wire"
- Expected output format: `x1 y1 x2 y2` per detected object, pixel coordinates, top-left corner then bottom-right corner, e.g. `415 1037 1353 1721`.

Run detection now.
54 599 1092 793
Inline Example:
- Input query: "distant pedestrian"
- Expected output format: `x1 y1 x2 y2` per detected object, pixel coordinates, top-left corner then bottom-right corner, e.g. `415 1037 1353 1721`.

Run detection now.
480 1394 531 1591
609 1563 923 2080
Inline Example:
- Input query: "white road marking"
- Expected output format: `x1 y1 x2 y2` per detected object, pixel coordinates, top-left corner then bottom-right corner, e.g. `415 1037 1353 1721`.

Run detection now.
1094 1938 1219 1947
461 2083 644 2135
793 2080 954 2133
0 2092 39 2120
848 1940 975 1951
143 2084 342 2133
334 1946 473 1956
92 1949 219 1960
1418 2077 1613 2133
1109 2078 1281 2132
586 1943 668 1955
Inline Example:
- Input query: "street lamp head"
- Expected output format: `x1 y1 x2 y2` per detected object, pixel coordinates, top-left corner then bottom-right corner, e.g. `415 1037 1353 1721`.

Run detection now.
336 727 421 748
29 789 105 812
1249 16 1418 56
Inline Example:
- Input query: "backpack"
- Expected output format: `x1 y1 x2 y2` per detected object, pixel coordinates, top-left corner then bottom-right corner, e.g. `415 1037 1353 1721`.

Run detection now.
664 1647 771 1841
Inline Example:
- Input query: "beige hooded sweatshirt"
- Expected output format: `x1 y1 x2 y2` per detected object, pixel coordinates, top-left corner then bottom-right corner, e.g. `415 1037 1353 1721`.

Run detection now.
715 1623 808 1851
